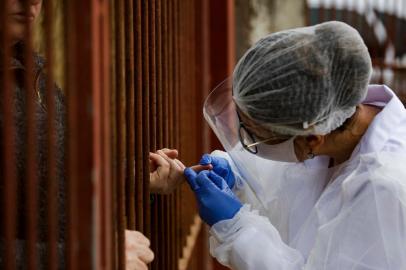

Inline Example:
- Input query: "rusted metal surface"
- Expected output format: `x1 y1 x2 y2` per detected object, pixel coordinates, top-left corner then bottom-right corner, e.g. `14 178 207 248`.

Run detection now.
141 0 151 238
150 0 162 265
125 0 136 231
0 0 236 269
43 0 58 269
113 0 126 268
1 0 17 269
22 1 38 269
65 0 95 268
109 1 119 269
92 0 113 269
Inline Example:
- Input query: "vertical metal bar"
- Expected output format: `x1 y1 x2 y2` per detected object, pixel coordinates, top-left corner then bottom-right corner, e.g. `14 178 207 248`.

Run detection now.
162 0 170 266
23 1 38 268
200 0 211 154
153 0 163 267
179 0 186 253
150 0 162 265
173 0 181 263
156 0 164 152
1 0 17 269
167 0 174 268
149 0 157 154
109 0 118 267
146 0 160 266
125 0 136 230
92 0 113 269
65 1 95 269
43 0 58 269
142 0 151 238
148 0 157 239
134 0 144 234
148 0 157 266
114 0 126 268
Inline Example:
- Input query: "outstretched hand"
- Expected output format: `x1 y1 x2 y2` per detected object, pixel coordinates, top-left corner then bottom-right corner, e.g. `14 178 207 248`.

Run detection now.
149 149 211 194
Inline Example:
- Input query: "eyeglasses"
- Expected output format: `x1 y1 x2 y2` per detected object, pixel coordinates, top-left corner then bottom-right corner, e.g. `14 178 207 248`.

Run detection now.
237 113 290 154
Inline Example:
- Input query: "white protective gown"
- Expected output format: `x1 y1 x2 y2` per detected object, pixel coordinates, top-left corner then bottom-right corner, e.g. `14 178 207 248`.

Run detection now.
208 85 406 270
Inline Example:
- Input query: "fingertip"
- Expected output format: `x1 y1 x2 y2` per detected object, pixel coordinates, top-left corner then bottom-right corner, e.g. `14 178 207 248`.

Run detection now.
199 153 211 165
163 148 179 158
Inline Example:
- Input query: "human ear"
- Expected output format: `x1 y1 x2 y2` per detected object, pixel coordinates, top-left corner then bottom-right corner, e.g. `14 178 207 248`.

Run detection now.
305 135 325 156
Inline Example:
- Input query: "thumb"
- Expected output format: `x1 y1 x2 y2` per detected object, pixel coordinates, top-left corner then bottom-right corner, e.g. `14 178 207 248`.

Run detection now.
199 153 212 166
195 171 218 190
208 171 228 190
184 168 199 191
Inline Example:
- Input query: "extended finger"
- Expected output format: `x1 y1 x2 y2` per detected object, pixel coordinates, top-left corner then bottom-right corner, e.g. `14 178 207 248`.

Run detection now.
161 148 178 159
174 159 186 170
149 152 169 169
157 150 182 171
190 164 212 173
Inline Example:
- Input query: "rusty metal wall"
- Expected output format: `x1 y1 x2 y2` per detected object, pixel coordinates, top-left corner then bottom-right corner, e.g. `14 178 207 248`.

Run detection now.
111 0 214 269
1 0 113 269
1 0 236 269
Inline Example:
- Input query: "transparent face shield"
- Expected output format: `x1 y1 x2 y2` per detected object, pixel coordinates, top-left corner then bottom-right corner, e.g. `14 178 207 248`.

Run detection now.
203 79 295 204
203 78 332 210
204 79 290 154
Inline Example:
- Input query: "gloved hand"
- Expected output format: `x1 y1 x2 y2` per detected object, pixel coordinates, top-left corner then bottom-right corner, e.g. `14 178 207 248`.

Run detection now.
184 168 242 226
199 154 235 189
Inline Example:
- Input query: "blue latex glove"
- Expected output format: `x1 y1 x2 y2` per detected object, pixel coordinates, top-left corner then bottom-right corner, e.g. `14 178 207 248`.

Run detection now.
184 168 242 226
199 154 235 189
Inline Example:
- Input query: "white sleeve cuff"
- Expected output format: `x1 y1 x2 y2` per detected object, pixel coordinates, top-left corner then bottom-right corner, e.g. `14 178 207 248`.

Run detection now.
208 205 304 269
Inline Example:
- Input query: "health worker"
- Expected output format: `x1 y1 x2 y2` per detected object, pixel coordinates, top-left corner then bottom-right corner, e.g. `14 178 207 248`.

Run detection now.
185 21 406 270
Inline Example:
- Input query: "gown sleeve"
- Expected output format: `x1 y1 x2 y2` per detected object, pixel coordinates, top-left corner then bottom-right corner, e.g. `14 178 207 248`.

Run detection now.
208 152 406 270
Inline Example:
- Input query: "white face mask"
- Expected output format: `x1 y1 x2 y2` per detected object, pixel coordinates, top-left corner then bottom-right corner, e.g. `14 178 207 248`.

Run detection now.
255 136 299 163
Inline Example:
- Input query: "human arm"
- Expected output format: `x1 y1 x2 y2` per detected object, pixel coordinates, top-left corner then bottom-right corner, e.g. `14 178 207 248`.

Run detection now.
183 168 303 269
185 164 406 270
